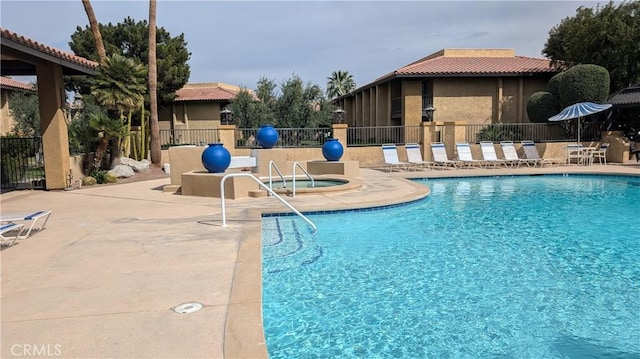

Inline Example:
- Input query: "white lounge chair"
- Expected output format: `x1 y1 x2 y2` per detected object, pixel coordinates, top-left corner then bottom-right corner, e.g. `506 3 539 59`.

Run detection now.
405 143 432 170
520 141 560 167
479 141 509 168
0 210 51 239
381 144 410 172
1 223 24 247
431 142 461 169
500 141 538 167
455 142 485 168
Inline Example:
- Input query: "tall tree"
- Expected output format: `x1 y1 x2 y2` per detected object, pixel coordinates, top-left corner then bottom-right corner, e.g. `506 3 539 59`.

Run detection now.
326 70 356 99
8 83 40 136
275 74 329 128
81 0 106 66
68 18 190 106
543 1 640 92
148 0 161 165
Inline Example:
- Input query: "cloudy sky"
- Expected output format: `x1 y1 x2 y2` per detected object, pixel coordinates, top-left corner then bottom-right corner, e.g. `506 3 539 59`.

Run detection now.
1 1 602 92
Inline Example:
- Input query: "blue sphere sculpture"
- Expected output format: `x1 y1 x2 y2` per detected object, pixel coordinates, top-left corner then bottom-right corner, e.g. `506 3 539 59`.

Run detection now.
201 143 231 173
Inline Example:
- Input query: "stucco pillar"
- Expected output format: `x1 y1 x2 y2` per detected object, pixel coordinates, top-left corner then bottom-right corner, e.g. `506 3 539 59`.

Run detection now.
36 62 70 190
421 122 443 161
402 80 422 126
332 124 348 146
442 121 458 159
218 124 236 154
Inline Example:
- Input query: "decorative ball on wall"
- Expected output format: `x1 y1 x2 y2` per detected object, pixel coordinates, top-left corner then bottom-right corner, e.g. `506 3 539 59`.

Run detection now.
256 125 279 149
201 143 231 173
322 138 344 161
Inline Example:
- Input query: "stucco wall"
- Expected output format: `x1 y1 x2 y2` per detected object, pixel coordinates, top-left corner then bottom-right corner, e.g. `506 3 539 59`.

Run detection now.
434 78 496 124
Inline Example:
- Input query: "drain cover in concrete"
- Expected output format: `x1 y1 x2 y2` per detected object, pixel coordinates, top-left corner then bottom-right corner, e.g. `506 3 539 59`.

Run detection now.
173 302 203 314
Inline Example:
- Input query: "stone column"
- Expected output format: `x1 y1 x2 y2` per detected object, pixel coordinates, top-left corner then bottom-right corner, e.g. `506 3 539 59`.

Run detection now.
218 124 236 154
332 123 348 145
36 62 70 190
421 122 442 161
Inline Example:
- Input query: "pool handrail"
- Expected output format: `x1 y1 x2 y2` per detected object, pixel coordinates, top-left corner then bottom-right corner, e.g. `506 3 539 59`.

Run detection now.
220 173 317 232
268 160 287 191
291 161 315 197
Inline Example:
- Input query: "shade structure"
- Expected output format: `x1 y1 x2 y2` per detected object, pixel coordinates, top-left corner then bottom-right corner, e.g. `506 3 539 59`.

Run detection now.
548 102 612 143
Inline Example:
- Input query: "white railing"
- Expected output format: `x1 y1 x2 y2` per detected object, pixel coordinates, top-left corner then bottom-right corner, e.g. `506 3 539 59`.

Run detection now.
268 160 287 191
291 161 315 197
220 173 317 232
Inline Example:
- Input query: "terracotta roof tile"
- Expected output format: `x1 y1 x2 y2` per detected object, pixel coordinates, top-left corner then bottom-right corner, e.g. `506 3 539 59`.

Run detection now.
607 86 640 106
1 27 98 71
175 86 240 102
0 76 33 91
395 55 555 76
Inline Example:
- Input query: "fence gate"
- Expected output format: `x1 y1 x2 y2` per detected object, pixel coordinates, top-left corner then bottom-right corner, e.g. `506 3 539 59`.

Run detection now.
1 137 46 191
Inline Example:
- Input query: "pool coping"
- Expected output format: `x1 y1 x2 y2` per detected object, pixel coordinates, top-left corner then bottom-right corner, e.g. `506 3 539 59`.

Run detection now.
224 165 639 358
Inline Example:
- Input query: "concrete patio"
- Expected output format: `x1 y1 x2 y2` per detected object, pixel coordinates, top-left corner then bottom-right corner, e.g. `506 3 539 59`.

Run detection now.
1 164 638 358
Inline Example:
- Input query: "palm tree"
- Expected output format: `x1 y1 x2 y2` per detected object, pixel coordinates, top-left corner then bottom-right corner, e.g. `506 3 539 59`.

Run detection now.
81 0 106 65
148 0 161 166
326 70 356 99
89 112 128 172
91 54 147 167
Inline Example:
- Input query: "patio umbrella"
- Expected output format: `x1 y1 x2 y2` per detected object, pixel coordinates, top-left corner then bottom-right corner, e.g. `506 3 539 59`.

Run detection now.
548 102 612 143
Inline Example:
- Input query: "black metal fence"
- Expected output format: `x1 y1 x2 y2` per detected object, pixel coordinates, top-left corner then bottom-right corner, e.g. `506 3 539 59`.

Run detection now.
235 127 332 149
159 128 220 148
1 137 46 190
463 122 604 143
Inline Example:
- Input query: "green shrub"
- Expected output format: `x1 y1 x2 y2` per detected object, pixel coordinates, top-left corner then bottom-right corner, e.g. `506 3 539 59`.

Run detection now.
89 170 109 184
526 92 561 123
103 172 118 183
558 64 610 107
82 176 97 186
546 72 564 98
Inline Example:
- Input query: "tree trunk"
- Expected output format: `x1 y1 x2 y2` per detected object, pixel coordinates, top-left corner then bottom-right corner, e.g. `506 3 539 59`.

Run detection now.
81 0 107 66
148 0 161 165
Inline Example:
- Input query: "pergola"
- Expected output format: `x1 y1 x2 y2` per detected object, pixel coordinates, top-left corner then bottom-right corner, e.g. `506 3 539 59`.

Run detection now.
1 27 97 189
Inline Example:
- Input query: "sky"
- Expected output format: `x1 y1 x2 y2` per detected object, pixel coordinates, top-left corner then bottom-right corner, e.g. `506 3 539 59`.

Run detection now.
1 0 605 92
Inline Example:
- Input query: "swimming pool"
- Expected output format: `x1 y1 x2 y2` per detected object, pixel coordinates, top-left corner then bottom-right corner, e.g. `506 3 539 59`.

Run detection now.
262 175 640 358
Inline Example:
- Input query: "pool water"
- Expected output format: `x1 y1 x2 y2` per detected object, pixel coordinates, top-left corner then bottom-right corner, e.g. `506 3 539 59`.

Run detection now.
262 175 640 358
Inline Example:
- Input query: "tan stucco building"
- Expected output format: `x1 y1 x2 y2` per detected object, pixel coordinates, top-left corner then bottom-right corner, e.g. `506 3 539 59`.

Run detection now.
159 82 246 130
1 76 34 135
334 49 559 127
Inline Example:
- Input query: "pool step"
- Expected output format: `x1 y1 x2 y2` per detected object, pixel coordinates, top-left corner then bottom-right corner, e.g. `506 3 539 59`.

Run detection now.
262 217 322 273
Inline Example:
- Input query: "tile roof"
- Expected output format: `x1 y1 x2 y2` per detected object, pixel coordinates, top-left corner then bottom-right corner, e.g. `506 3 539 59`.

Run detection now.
607 85 640 107
0 76 33 91
394 55 556 77
1 27 98 73
356 49 558 93
175 83 248 102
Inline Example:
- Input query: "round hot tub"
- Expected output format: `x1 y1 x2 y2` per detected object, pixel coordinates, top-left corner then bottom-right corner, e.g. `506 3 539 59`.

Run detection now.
264 176 362 195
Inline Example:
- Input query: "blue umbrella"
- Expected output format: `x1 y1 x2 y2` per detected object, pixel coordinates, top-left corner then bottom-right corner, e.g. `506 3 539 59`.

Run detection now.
548 102 612 143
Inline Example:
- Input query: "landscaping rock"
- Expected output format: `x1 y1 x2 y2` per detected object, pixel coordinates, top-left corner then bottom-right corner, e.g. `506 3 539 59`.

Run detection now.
109 164 135 178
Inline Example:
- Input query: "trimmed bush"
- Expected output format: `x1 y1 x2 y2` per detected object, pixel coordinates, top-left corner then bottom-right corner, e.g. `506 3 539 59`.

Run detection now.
546 72 564 98
82 176 97 186
558 64 610 107
526 92 561 123
103 172 118 184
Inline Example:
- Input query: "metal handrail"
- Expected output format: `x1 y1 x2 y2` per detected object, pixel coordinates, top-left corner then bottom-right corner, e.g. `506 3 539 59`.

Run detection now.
220 173 317 232
291 161 315 197
268 160 287 191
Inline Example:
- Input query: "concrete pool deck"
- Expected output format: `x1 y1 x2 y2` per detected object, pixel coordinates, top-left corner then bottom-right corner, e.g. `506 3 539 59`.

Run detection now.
1 164 638 358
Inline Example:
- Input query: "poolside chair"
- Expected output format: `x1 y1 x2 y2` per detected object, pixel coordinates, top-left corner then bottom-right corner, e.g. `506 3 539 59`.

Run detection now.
479 141 509 168
0 210 51 239
566 143 591 166
430 142 461 169
381 144 410 172
499 141 538 168
455 142 485 168
592 143 609 165
1 223 24 247
405 143 432 170
520 141 560 167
